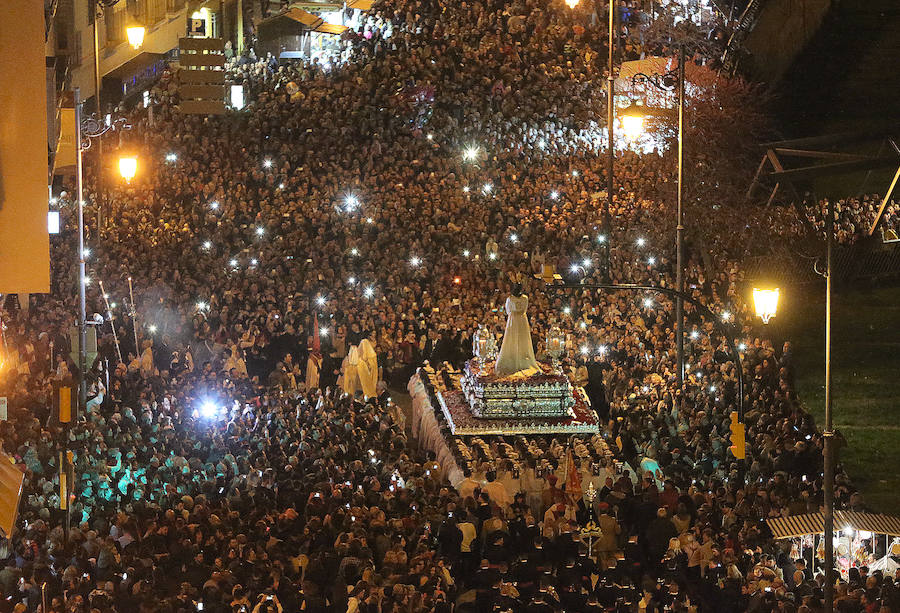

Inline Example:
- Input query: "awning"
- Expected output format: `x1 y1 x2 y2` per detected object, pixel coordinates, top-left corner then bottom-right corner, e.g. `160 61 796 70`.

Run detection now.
316 22 349 34
767 511 900 540
0 453 24 538
280 7 348 34
347 0 374 10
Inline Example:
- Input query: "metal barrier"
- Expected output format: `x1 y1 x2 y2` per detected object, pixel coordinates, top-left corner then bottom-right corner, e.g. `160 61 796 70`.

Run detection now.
745 240 900 286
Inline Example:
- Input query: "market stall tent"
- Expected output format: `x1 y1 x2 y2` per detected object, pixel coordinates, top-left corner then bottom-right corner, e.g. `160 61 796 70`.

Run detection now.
767 511 900 539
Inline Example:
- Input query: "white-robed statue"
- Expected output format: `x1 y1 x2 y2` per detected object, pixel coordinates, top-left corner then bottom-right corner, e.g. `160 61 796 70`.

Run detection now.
495 284 540 377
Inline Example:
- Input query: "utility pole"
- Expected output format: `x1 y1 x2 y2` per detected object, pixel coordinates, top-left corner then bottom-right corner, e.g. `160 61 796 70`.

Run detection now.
604 0 615 283
675 44 685 390
74 89 88 417
823 195 835 612
92 0 104 229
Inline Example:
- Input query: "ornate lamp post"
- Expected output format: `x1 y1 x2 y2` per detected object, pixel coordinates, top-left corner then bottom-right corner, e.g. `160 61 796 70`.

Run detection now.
755 276 834 612
89 0 144 227
619 45 687 391
74 88 136 415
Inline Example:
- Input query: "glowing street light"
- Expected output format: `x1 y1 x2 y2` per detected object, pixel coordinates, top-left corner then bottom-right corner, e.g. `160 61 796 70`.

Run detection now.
752 287 780 324
126 22 146 49
620 102 646 141
118 156 137 182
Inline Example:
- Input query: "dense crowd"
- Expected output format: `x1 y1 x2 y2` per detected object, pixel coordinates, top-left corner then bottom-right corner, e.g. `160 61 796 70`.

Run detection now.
0 0 896 610
807 195 900 244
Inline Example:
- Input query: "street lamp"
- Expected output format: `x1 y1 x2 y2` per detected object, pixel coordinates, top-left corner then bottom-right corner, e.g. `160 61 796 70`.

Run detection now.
619 102 646 141
73 88 134 415
752 287 780 324
126 20 146 49
625 46 687 391
91 0 144 226
118 156 137 182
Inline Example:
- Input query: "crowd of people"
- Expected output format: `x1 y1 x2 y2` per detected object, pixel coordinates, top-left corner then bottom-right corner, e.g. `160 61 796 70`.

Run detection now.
0 0 897 610
807 195 900 245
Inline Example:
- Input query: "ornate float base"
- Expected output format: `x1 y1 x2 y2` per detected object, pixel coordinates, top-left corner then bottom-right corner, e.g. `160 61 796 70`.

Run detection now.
461 359 575 419
438 388 599 436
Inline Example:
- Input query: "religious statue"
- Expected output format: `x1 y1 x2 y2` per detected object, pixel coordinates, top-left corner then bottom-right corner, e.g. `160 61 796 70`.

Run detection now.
495 284 540 377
